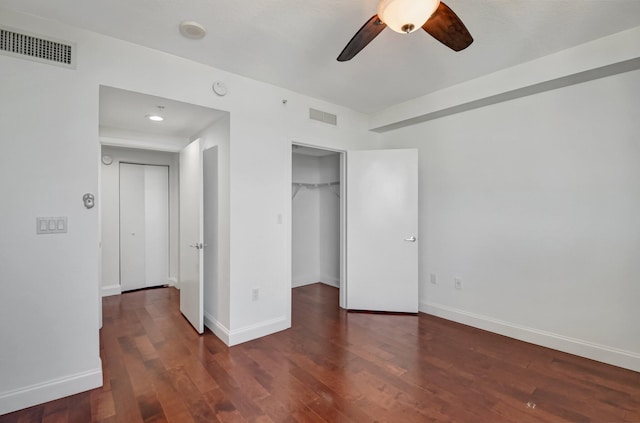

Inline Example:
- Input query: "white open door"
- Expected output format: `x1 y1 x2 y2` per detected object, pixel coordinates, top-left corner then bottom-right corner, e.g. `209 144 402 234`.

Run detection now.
179 139 204 333
346 149 418 313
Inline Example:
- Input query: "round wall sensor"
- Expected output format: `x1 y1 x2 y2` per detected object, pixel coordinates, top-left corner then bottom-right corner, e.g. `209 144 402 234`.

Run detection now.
179 21 207 39
212 81 228 96
102 155 113 165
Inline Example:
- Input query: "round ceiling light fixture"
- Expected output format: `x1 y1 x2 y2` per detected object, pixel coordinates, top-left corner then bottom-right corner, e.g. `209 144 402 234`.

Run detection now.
179 21 207 39
146 106 165 122
377 0 440 34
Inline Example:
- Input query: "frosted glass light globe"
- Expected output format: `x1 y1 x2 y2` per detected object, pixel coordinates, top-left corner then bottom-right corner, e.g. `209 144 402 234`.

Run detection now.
377 0 440 34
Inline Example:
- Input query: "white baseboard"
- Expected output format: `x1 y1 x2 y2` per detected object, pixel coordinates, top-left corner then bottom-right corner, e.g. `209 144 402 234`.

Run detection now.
421 301 640 373
204 312 231 345
291 278 318 288
319 277 340 288
205 312 290 347
102 280 177 297
228 316 289 346
292 278 340 289
0 365 103 416
101 284 121 297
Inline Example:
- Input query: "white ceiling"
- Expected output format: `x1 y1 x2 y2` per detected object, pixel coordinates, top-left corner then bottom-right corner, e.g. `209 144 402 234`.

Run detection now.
2 0 640 114
99 86 226 139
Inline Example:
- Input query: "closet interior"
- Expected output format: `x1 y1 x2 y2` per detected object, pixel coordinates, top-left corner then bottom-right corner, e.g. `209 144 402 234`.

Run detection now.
291 146 341 289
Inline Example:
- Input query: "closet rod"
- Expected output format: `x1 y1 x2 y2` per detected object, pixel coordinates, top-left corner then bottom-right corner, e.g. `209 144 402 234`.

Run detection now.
291 181 340 188
291 181 340 199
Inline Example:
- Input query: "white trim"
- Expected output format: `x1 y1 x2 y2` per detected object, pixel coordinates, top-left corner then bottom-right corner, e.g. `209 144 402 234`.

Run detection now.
339 151 346 310
229 316 289 346
101 284 121 297
292 279 340 289
168 277 177 287
320 277 340 288
204 313 289 347
421 301 640 372
204 312 230 345
0 365 103 415
291 278 320 288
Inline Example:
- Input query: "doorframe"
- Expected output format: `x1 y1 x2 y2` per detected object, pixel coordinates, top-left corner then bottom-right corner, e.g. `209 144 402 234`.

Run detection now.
289 141 348 309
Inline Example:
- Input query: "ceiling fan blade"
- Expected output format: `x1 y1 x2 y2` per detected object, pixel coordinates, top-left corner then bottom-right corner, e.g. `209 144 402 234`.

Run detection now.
337 15 387 62
422 2 473 51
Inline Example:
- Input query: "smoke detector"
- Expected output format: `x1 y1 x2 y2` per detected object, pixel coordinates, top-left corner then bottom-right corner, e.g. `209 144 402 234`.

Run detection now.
179 21 207 39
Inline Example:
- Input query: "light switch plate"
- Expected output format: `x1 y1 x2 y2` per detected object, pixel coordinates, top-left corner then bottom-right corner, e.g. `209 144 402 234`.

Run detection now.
37 217 67 234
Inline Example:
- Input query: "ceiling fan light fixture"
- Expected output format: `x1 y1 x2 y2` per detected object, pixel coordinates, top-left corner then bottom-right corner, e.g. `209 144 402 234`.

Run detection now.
377 0 440 33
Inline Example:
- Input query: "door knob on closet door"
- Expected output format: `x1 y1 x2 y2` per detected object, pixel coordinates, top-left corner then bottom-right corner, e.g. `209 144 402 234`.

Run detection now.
404 236 417 242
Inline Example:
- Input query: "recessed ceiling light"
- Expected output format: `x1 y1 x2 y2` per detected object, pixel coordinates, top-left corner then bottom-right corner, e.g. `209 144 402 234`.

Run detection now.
146 106 165 122
179 21 207 39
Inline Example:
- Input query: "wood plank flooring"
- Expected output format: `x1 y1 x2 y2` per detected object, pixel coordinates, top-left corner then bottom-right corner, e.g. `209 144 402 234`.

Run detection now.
2 283 639 422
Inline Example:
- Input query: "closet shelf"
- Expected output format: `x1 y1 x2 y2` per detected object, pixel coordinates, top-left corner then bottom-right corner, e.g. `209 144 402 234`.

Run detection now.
292 181 340 188
292 181 340 199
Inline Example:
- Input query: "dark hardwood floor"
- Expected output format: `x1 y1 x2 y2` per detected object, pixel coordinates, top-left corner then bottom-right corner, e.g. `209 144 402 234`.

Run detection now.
2 283 640 422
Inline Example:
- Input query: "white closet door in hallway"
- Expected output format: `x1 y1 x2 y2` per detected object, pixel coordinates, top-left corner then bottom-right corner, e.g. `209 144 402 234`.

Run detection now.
119 163 169 291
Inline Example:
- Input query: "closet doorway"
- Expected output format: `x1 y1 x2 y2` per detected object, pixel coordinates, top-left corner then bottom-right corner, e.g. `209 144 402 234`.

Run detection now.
119 162 169 292
291 144 344 304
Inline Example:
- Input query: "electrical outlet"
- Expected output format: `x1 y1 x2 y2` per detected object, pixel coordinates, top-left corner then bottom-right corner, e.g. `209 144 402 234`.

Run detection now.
252 288 260 301
430 273 437 284
454 278 463 290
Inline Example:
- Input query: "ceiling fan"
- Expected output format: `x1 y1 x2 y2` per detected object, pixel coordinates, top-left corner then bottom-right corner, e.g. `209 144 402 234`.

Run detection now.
337 0 473 61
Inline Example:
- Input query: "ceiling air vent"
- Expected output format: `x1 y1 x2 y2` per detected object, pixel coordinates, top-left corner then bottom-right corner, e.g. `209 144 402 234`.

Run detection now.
0 26 75 69
309 108 337 126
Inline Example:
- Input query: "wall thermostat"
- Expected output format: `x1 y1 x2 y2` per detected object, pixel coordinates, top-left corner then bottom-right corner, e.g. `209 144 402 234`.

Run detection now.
83 193 95 209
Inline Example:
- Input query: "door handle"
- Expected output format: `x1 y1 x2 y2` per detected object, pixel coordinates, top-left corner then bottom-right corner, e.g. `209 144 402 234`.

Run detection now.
404 236 417 242
189 243 206 250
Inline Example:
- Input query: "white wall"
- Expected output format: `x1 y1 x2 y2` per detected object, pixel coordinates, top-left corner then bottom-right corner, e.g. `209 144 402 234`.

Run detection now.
226 98 374 344
197 115 232 336
0 7 375 414
0 17 103 415
100 146 179 296
380 68 640 371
